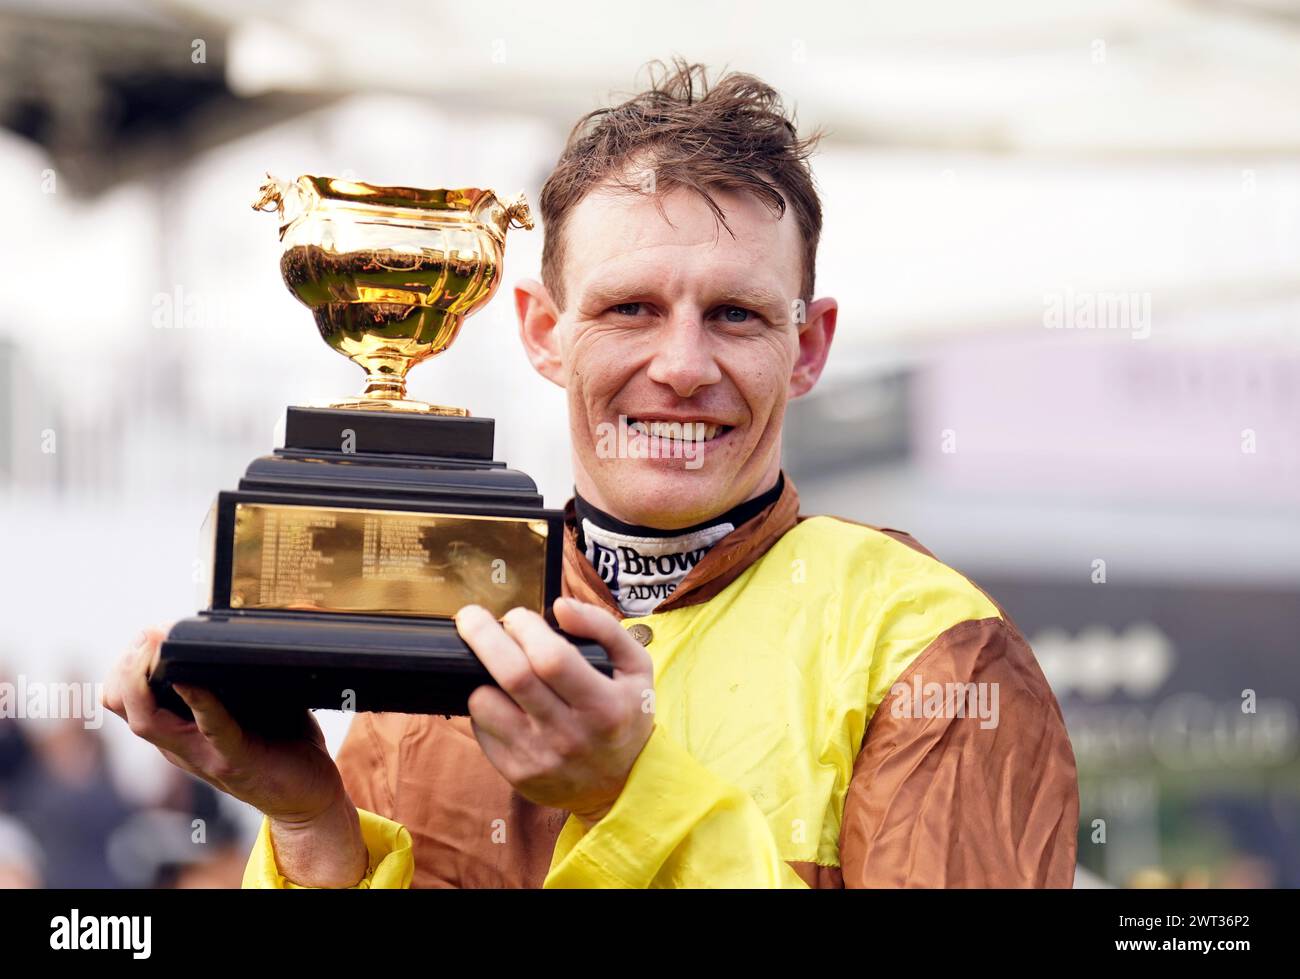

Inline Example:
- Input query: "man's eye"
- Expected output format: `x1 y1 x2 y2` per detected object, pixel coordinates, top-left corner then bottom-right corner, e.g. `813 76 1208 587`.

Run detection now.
717 305 754 323
610 302 643 316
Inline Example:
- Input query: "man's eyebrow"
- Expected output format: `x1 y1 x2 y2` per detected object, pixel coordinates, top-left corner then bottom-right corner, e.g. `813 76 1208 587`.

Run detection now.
712 286 790 318
576 279 641 311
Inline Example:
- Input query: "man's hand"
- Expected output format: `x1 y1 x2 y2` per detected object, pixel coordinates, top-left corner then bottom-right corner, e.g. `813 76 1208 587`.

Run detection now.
103 627 367 888
455 597 655 824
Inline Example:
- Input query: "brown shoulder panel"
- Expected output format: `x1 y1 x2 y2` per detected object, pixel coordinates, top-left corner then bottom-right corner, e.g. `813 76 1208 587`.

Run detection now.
838 617 1079 887
338 712 567 888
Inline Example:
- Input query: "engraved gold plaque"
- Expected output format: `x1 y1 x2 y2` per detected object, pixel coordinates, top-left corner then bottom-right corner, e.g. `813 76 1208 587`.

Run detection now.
230 503 548 620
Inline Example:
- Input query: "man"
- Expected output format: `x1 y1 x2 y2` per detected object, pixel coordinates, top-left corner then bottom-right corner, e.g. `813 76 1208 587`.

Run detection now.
106 60 1079 888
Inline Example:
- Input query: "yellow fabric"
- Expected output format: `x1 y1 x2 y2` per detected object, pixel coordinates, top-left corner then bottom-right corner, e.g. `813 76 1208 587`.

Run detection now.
242 807 413 889
241 515 1001 888
543 516 1002 885
544 722 809 887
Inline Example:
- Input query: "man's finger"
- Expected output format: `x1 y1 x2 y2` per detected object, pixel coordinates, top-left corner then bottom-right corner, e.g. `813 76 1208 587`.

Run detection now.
552 598 654 678
117 637 201 754
501 607 608 708
467 701 517 781
455 605 565 720
172 684 244 757
101 644 134 721
467 684 528 742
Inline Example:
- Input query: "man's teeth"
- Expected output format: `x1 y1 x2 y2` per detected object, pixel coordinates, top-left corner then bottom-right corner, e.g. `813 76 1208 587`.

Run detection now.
626 419 727 442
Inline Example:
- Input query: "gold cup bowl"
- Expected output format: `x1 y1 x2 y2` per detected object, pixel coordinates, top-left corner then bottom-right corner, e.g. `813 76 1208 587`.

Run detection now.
253 174 533 414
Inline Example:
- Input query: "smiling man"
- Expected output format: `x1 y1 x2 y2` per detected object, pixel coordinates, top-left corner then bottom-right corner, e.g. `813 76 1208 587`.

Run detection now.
106 60 1079 888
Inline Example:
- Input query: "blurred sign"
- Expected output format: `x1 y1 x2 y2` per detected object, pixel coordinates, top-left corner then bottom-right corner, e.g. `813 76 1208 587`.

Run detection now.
984 575 1300 887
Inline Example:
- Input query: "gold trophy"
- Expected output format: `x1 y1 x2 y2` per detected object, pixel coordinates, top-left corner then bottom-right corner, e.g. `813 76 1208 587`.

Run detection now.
152 175 608 720
252 174 533 414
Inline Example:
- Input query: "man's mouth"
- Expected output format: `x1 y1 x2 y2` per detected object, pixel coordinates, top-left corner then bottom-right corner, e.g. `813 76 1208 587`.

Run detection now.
624 417 734 443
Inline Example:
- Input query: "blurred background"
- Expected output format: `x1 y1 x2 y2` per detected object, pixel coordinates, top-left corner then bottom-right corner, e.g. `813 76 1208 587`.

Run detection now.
0 0 1296 888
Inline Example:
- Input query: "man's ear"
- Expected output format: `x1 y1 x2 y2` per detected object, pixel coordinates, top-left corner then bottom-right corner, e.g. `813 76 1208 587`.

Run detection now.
515 278 565 387
789 296 838 399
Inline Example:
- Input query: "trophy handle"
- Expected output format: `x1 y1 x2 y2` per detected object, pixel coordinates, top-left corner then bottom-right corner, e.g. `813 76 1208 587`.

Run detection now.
504 191 534 231
252 173 311 241
251 173 286 219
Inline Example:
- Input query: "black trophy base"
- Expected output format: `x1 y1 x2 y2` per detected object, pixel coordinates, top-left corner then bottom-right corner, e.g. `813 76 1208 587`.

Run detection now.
153 611 611 725
153 405 613 722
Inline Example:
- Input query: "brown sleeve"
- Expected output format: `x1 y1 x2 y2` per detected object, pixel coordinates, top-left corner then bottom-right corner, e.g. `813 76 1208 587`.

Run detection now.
335 711 403 818
838 617 1079 887
333 711 569 888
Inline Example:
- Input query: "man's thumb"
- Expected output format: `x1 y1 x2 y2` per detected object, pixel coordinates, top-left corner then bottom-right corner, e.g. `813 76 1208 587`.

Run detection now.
552 597 652 677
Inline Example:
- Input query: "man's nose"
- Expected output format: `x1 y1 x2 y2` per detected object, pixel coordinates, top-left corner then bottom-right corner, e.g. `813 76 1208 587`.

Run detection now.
645 314 723 398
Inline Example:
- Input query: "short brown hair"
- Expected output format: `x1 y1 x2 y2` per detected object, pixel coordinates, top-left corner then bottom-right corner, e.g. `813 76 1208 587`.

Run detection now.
539 58 823 309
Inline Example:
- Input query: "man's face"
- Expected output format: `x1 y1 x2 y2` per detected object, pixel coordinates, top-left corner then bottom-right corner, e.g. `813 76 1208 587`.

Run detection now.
517 181 835 529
